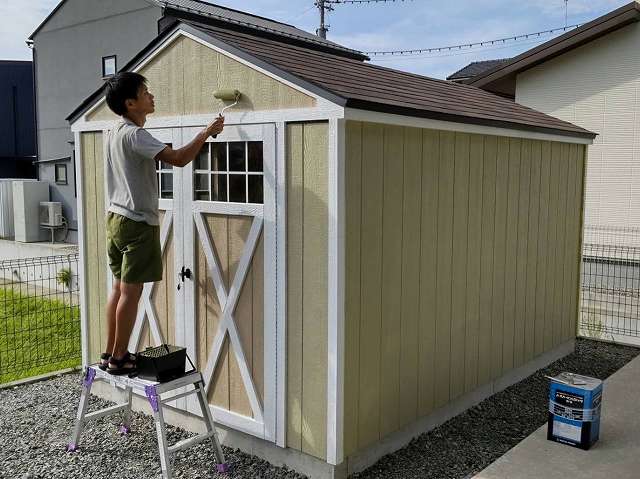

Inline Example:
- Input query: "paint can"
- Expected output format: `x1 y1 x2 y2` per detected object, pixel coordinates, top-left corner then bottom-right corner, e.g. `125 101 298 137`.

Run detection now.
547 372 603 450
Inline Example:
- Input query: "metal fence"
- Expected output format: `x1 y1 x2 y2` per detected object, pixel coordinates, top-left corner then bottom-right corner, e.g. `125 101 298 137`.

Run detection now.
580 226 640 345
0 253 81 383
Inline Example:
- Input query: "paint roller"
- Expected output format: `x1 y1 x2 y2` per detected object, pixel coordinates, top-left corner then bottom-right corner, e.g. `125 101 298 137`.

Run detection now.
214 88 242 116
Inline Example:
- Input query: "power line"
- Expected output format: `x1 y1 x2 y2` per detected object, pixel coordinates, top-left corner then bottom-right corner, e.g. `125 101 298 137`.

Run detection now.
326 0 412 3
365 23 583 56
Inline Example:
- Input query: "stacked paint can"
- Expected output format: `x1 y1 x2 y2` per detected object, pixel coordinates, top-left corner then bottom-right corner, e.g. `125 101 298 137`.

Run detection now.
547 372 603 450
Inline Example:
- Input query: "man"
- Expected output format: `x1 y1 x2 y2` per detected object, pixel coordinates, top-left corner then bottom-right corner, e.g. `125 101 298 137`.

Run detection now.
100 71 224 374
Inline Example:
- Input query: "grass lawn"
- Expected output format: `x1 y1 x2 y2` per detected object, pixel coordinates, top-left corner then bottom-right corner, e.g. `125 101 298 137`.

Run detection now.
0 287 81 384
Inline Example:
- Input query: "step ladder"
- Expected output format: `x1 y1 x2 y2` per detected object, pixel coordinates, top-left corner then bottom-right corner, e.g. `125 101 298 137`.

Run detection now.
67 365 229 478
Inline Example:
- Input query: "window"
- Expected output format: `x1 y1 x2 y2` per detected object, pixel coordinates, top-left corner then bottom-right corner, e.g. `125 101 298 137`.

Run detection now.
194 141 263 204
55 164 68 185
156 143 173 199
102 55 117 77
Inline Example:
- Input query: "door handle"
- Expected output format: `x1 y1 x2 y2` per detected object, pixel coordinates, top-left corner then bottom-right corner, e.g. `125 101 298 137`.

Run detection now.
177 266 192 290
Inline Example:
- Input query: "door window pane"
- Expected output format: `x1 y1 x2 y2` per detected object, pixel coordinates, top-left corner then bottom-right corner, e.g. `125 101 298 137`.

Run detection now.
248 142 263 172
212 143 227 171
160 173 173 199
248 175 263 204
195 146 209 170
229 174 246 202
195 173 210 200
229 142 245 172
212 174 227 202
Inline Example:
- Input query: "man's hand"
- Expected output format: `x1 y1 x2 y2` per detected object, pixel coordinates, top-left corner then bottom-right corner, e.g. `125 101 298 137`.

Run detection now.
207 115 225 138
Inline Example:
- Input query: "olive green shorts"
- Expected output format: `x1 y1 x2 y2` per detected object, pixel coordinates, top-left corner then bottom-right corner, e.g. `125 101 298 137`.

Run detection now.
106 212 163 284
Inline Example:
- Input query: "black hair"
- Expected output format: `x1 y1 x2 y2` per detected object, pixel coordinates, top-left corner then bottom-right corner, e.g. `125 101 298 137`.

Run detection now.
105 72 147 116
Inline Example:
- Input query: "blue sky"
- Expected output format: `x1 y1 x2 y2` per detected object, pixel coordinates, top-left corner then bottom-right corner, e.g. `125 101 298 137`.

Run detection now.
0 0 629 79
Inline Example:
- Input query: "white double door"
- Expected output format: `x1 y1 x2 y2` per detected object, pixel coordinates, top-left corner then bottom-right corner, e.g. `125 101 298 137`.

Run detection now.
127 123 277 442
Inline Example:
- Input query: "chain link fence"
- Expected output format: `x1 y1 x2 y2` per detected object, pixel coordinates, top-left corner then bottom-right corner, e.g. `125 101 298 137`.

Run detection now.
0 254 81 384
580 226 640 345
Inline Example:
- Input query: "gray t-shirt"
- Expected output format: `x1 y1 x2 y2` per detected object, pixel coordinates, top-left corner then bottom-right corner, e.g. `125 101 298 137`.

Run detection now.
105 118 167 226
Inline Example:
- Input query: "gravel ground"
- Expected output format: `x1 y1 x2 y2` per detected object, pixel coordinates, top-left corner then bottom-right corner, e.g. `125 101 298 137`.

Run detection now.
0 338 637 479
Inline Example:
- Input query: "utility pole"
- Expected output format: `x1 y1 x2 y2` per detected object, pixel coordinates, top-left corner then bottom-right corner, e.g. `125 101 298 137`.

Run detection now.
315 0 334 39
565 0 569 28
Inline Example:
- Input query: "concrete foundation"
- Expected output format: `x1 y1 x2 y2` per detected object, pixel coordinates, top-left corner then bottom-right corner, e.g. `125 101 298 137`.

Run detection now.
89 339 574 479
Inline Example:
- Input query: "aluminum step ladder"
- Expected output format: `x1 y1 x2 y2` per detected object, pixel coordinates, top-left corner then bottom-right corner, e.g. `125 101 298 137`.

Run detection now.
67 365 229 478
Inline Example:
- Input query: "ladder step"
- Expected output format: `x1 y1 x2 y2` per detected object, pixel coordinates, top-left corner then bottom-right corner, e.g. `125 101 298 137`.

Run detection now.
160 388 198 405
84 403 129 422
168 430 216 455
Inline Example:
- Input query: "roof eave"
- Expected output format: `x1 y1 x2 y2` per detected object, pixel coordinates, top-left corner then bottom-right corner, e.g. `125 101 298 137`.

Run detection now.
470 1 640 89
345 98 597 141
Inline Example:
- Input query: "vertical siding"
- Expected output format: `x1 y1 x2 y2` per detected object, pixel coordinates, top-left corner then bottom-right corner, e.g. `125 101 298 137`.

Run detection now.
343 121 586 457
286 122 328 460
516 22 640 235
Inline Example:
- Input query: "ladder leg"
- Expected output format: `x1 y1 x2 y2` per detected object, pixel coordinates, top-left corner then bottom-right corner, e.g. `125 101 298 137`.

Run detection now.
67 368 96 452
146 385 172 479
195 380 228 473
119 386 133 435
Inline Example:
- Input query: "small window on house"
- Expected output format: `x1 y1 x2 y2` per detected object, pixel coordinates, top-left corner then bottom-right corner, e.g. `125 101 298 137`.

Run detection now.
156 143 173 199
194 141 263 204
102 55 117 77
55 164 68 185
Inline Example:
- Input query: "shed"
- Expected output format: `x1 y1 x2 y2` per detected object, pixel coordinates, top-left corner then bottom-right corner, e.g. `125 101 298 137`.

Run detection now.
68 17 595 479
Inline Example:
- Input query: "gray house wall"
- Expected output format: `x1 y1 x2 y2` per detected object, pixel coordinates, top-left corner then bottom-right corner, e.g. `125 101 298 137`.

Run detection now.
31 0 162 241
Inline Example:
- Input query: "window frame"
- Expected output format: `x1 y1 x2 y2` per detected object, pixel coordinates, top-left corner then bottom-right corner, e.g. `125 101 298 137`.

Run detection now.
54 163 68 185
102 55 117 78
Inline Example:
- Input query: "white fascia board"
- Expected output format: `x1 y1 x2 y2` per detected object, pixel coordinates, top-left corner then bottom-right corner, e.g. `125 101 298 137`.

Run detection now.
344 108 594 145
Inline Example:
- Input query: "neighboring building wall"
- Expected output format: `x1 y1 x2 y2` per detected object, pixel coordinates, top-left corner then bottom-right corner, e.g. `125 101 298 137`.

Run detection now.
343 121 586 456
0 61 36 178
286 121 329 460
32 0 160 236
516 22 640 233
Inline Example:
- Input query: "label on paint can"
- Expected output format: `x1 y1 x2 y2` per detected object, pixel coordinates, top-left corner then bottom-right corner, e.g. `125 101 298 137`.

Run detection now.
553 420 582 442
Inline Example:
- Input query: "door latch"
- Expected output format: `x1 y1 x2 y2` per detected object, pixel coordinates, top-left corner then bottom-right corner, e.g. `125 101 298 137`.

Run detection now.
177 266 192 290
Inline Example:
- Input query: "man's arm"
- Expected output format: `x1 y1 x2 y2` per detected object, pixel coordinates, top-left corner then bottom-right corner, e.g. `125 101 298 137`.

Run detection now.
156 116 224 168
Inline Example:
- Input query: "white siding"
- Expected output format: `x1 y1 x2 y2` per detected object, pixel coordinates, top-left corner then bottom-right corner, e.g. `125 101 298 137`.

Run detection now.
516 22 640 239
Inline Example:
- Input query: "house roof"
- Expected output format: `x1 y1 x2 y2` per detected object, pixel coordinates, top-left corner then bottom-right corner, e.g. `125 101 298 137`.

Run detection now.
68 21 595 140
28 0 366 60
469 1 640 95
447 59 511 81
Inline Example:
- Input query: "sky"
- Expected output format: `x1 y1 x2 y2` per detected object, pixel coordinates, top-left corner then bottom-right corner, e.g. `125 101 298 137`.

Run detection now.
0 0 630 79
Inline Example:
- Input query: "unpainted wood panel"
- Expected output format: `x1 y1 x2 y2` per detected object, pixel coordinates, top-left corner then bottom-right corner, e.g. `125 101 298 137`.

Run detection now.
286 123 304 451
434 130 455 407
152 213 169 345
450 132 470 400
93 133 107 350
344 120 362 456
252 232 265 406
398 126 422 429
491 137 509 379
142 36 185 117
524 141 541 363
228 216 254 417
477 136 497 386
514 140 532 368
165 227 176 346
417 129 439 417
502 138 521 373
535 142 551 357
464 134 483 393
182 36 220 115
380 125 404 437
358 122 384 448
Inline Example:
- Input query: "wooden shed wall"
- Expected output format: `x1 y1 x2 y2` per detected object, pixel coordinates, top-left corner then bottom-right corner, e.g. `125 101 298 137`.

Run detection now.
286 122 329 460
87 35 315 121
343 120 586 456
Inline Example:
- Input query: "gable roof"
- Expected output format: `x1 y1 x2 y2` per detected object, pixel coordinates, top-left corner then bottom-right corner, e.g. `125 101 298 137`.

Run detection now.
469 1 640 95
68 21 595 140
27 0 366 60
447 59 511 82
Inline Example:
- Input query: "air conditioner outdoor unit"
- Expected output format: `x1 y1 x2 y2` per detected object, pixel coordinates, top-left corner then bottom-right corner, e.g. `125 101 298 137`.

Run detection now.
39 202 63 227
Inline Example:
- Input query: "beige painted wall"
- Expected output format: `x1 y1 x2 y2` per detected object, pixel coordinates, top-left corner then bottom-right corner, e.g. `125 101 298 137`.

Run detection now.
286 122 329 460
87 35 315 121
343 121 586 456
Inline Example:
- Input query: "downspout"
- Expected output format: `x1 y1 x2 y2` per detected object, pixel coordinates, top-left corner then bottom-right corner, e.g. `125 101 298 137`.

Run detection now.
26 39 40 180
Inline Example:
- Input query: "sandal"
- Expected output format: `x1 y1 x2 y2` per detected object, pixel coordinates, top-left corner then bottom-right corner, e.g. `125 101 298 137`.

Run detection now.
98 352 111 371
107 352 137 376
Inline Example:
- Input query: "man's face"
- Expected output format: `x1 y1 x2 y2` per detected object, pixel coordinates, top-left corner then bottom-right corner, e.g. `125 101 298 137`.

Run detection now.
125 84 155 115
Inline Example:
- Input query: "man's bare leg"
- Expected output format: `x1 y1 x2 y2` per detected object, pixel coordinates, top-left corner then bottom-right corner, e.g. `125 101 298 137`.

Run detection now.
104 280 121 355
112 281 144 360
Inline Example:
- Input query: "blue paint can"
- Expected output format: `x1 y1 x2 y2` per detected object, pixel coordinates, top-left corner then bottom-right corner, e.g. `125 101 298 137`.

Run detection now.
547 372 603 450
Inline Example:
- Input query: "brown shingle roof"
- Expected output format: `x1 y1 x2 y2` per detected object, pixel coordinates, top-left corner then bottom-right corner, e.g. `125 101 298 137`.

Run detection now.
447 59 511 81
68 20 595 139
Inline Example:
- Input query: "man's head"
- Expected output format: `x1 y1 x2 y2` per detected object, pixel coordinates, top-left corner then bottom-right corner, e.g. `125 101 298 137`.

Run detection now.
105 72 155 117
